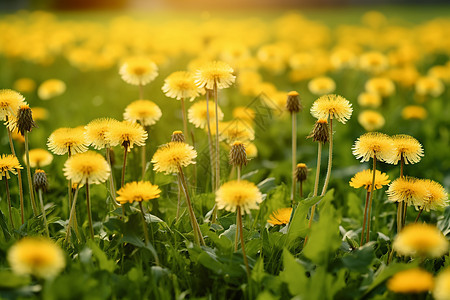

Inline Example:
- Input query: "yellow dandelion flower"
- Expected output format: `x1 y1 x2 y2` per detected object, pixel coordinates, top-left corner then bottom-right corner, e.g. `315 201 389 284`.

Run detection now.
162 71 202 101
308 76 336 96
37 79 66 100
245 142 258 159
418 179 448 212
31 107 49 121
357 92 382 108
387 177 429 206
24 149 53 168
85 118 120 150
415 76 444 97
349 169 390 190
116 181 161 204
195 61 236 90
402 105 427 120
187 100 224 129
123 100 162 126
387 268 434 294
330 48 357 70
119 56 158 86
13 78 36 93
352 132 394 162
232 107 255 125
359 51 388 73
310 94 353 124
387 134 424 165
365 77 395 97
7 237 65 279
63 151 110 184
0 89 26 121
47 127 89 156
0 154 23 180
358 110 385 131
106 121 148 151
215 180 263 214
151 142 197 174
268 207 293 225
434 268 450 300
219 120 255 144
393 223 448 258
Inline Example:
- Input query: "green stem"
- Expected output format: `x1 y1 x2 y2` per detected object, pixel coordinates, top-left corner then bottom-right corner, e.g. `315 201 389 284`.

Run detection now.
320 118 333 196
205 91 215 193
138 83 144 99
38 189 49 237
299 181 303 200
141 131 146 180
86 179 94 239
5 177 14 230
237 206 251 277
139 201 150 244
361 189 370 246
24 132 38 218
213 82 220 192
366 156 377 243
121 146 128 188
234 206 240 252
291 112 297 205
65 185 81 244
415 207 424 223
106 147 119 208
176 177 182 222
397 202 403 233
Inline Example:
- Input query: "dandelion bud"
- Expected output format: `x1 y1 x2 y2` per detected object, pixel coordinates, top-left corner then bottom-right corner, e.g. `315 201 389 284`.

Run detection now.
17 105 36 136
286 91 302 113
308 119 330 143
171 130 185 143
229 141 247 167
295 163 308 182
33 169 48 192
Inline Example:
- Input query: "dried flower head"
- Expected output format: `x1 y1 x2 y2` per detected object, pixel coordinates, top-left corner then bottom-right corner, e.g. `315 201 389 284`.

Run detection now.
393 223 448 258
387 177 429 206
215 180 263 214
307 119 329 143
7 237 65 279
0 89 26 121
37 79 66 100
63 151 110 184
310 94 353 123
16 105 36 136
349 169 390 190
387 134 424 165
195 61 236 90
116 181 161 204
295 163 308 182
33 169 49 192
162 71 202 101
123 100 162 126
268 207 293 225
387 268 434 294
85 118 120 150
106 121 148 151
151 142 197 174
308 76 336 96
358 110 385 131
47 127 89 156
171 130 185 143
0 154 23 180
352 132 394 162
229 141 247 167
286 91 302 113
25 149 53 168
188 100 224 129
119 56 158 86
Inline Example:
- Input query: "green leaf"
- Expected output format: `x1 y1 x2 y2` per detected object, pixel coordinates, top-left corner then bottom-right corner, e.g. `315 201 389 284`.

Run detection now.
0 271 30 288
279 249 307 296
342 242 375 272
87 240 116 272
251 257 266 283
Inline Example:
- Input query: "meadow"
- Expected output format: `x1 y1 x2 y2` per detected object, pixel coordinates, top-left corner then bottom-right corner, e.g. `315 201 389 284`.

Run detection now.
0 7 449 300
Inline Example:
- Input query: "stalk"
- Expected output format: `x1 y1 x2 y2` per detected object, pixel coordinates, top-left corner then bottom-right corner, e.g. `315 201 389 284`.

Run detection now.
65 185 81 244
38 189 49 237
176 177 182 221
106 147 118 207
237 206 251 277
415 207 424 223
366 155 377 243
320 118 333 196
24 132 38 219
86 179 94 239
121 144 129 188
139 201 150 244
360 189 370 246
234 165 242 251
205 91 215 192
299 181 303 200
5 177 14 230
181 98 189 143
400 157 408 227
290 112 297 205
138 83 144 99
141 125 147 180
397 154 405 232
213 82 220 192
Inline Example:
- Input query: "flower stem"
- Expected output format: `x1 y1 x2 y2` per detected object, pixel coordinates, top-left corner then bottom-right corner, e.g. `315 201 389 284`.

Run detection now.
234 206 240 252
138 83 144 99
141 127 147 180
400 155 408 227
291 112 297 206
415 207 424 223
24 132 38 218
65 185 81 244
396 202 403 233
181 98 189 142
121 146 128 188
360 189 370 246
237 206 251 277
5 177 14 230
366 156 377 243
205 90 215 193
86 179 94 239
139 201 150 244
213 82 220 192
320 118 333 196
176 176 182 222
106 147 118 208
38 189 49 237
299 181 303 200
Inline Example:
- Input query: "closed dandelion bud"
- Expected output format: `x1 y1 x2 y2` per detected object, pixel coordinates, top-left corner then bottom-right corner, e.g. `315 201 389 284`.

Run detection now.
286 91 302 113
229 141 247 167
33 169 48 192
17 105 36 136
308 119 329 143
295 163 308 182
171 130 185 143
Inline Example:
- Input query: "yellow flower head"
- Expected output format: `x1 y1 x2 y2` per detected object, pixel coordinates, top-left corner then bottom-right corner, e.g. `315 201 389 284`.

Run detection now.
358 110 385 131
387 268 434 294
7 237 65 279
393 223 448 258
119 56 158 86
268 207 293 225
85 118 120 150
0 154 23 180
418 179 448 212
13 78 36 93
386 177 429 206
415 76 444 97
187 100 224 129
434 268 450 300
47 127 89 156
308 76 336 96
232 106 255 125
63 151 110 184
365 77 395 97
359 51 388 73
123 100 162 126
357 92 382 108
37 79 66 100
0 89 26 121
215 180 263 214
106 121 148 151
402 105 427 120
352 132 394 162
387 134 424 165
162 71 202 101
116 181 161 204
195 61 236 90
349 169 390 190
24 149 53 168
310 94 353 124
151 142 197 174
218 120 255 144
245 142 258 159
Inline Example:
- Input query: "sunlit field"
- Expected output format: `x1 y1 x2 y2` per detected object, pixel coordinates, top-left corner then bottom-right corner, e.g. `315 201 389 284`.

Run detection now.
0 7 450 300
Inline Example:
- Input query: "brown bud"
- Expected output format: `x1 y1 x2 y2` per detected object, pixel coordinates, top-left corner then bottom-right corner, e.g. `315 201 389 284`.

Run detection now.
33 169 48 192
286 91 302 113
307 119 329 143
171 130 185 143
17 105 36 136
295 163 308 182
229 141 247 167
